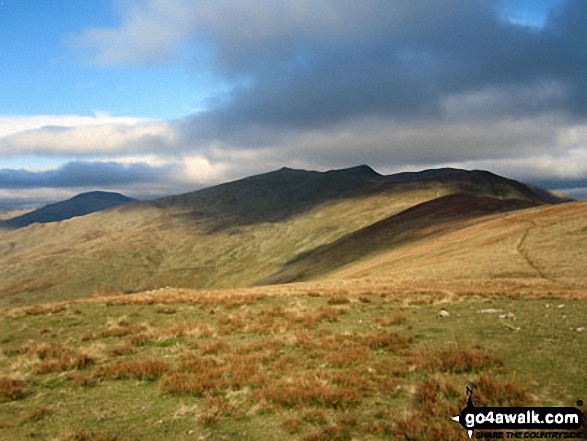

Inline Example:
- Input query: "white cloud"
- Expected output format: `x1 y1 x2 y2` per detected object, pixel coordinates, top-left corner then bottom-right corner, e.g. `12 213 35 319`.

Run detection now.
0 114 176 157
0 113 146 138
70 0 387 66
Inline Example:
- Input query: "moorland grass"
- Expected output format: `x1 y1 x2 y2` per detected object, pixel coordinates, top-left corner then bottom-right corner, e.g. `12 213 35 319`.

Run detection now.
0 287 585 440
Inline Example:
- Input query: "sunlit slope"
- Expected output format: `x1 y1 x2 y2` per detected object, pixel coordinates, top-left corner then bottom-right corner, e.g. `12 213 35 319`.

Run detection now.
259 193 539 284
0 167 568 306
324 200 587 288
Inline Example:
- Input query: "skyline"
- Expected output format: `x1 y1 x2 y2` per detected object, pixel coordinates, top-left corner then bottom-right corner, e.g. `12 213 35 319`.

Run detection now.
1 0 587 207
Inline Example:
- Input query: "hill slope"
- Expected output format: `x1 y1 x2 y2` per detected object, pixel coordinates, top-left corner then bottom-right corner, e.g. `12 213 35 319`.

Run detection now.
0 191 136 229
0 166 575 306
259 193 538 284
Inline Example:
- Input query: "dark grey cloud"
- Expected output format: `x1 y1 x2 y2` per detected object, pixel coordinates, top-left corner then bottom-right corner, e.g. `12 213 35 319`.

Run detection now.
0 161 174 189
527 178 587 191
183 0 587 137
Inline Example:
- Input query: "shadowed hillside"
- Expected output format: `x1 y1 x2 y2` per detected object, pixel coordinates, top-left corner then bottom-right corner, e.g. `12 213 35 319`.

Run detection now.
0 166 575 306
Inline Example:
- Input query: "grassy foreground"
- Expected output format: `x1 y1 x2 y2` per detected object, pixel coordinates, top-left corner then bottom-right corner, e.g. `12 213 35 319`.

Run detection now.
0 287 585 440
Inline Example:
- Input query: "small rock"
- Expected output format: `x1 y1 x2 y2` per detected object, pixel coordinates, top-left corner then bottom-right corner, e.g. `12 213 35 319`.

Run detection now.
437 310 450 318
557 304 565 309
499 312 516 320
571 327 585 332
477 308 503 314
506 324 521 331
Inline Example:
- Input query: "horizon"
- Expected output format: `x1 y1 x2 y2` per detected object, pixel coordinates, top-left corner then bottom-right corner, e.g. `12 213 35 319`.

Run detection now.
0 164 578 211
2 0 587 206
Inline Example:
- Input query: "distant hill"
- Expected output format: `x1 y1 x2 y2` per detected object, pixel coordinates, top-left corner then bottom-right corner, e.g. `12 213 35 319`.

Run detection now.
0 191 136 229
0 166 579 306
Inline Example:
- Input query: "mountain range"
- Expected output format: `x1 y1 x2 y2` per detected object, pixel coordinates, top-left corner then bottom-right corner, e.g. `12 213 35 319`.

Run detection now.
0 165 583 307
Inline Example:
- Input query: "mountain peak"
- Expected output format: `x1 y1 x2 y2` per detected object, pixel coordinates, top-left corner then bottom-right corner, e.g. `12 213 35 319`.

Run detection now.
0 191 136 229
326 165 380 177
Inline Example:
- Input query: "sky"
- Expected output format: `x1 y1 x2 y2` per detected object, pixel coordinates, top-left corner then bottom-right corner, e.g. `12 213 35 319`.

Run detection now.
1 0 587 207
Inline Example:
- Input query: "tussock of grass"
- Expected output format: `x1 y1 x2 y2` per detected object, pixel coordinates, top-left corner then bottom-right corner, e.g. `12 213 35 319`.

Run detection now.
255 376 362 409
393 373 532 439
155 306 177 314
408 347 503 373
162 353 265 397
392 375 468 439
0 376 28 401
69 373 97 388
363 331 412 351
95 358 172 381
303 423 352 441
98 325 145 339
66 432 126 441
199 395 242 425
20 304 67 316
106 344 135 357
33 345 94 374
20 406 51 424
471 372 530 407
327 296 351 305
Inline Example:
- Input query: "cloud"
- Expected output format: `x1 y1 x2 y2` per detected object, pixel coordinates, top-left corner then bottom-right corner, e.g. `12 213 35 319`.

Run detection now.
0 113 147 138
0 161 174 189
4 0 585 205
0 114 176 157
71 0 587 125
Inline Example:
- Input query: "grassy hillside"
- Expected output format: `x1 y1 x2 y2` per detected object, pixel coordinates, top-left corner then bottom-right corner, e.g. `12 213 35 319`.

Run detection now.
0 166 585 440
328 199 587 287
0 167 570 307
260 193 539 284
0 285 584 440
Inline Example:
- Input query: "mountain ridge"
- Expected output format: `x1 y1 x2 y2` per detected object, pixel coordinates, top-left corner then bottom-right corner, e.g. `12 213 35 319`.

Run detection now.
0 165 579 306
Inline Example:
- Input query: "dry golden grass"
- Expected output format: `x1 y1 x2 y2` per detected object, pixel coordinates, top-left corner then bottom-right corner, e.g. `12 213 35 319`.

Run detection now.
69 373 97 388
95 358 172 381
408 347 503 373
302 422 352 441
0 274 584 440
20 304 67 316
0 376 28 401
255 376 362 410
471 372 530 407
65 432 126 441
106 344 135 357
32 344 94 374
19 406 51 424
